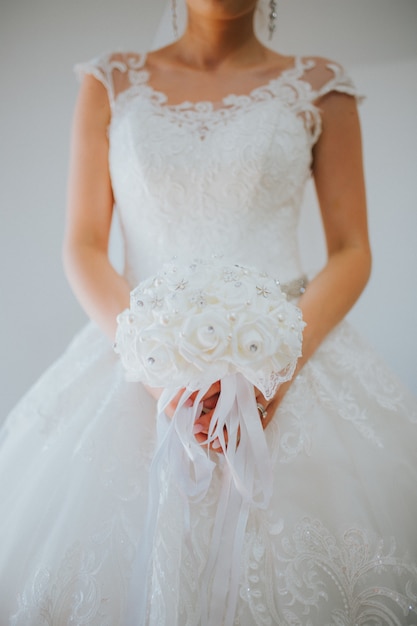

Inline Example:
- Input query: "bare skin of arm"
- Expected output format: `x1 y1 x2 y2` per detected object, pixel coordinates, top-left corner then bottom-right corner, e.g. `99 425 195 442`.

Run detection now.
63 75 131 341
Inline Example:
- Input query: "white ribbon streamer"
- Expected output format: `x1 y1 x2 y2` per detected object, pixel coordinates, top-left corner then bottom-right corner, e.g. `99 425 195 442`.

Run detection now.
126 373 273 625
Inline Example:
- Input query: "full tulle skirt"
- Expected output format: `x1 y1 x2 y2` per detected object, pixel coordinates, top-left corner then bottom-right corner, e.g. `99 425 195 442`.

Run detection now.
1 320 417 625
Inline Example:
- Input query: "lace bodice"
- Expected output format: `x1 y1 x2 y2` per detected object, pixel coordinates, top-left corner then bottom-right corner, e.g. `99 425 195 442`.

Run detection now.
75 52 360 287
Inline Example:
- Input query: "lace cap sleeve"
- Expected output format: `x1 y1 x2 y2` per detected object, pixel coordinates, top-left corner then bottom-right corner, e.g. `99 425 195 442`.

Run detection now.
74 53 114 100
74 52 146 108
314 60 365 104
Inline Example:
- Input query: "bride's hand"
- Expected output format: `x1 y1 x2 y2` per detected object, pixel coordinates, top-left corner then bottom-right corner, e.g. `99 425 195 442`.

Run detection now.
159 382 223 454
193 378 294 451
193 379 290 452
191 382 222 451
144 385 196 418
145 382 221 441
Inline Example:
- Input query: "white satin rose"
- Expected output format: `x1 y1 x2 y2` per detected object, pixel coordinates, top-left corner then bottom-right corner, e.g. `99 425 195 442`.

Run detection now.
231 315 279 372
179 310 231 374
136 327 188 386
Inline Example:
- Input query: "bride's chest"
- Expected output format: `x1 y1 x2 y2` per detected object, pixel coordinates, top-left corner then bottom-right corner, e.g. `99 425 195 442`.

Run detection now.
109 94 313 174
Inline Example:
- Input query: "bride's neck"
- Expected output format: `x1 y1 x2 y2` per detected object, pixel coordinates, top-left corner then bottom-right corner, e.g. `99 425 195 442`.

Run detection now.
175 11 264 71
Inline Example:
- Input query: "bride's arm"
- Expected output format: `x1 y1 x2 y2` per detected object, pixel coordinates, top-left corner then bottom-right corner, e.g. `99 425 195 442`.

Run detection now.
63 75 130 341
257 91 372 424
303 92 371 355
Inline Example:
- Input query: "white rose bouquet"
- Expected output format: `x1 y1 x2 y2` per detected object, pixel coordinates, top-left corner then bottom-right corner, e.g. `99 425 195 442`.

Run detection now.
115 257 304 399
117 258 305 626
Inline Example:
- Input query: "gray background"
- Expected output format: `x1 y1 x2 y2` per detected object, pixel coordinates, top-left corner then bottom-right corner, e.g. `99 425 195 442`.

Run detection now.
1 0 416 420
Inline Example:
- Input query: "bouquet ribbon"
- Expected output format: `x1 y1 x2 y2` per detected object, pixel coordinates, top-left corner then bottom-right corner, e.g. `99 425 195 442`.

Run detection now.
126 372 273 626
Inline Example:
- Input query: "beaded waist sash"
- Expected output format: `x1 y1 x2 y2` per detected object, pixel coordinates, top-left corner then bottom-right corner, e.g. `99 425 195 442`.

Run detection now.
281 274 308 299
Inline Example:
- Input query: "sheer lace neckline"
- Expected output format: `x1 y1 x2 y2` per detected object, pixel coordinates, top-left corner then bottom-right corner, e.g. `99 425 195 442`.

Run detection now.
133 53 313 112
106 52 359 142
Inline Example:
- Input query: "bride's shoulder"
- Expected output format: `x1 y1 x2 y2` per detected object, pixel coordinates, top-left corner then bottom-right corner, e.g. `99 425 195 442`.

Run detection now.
297 55 363 102
298 55 346 80
74 51 148 103
266 49 349 86
75 51 146 76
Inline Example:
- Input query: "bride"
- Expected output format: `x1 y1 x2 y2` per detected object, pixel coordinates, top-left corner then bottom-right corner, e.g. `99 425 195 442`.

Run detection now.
1 0 416 624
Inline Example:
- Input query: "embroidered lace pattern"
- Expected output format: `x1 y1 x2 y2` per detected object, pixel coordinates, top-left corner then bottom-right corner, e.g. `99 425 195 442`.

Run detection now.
12 513 417 625
240 516 417 625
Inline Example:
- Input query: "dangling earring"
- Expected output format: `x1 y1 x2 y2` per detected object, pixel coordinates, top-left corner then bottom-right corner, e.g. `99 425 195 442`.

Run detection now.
268 0 277 40
171 0 179 38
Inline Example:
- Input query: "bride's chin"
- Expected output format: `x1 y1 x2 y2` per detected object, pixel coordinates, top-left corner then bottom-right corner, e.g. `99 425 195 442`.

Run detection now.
186 0 258 19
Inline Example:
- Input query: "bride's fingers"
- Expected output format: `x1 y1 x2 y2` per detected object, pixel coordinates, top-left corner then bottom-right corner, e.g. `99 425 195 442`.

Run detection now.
254 387 275 429
193 407 214 434
194 414 239 453
193 407 224 452
199 381 221 406
165 387 188 418
202 381 221 397
203 427 240 453
194 426 229 454
194 429 224 454
255 384 290 429
201 394 219 411
166 382 220 418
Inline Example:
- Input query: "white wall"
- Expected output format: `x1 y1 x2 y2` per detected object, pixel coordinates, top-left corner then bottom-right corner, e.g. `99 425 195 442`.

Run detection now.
1 0 416 420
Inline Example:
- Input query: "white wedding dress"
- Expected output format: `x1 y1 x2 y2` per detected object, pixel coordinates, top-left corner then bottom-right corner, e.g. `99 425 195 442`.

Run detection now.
1 52 417 626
